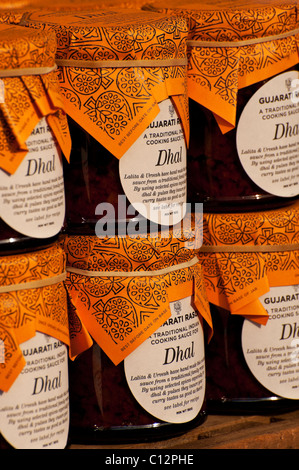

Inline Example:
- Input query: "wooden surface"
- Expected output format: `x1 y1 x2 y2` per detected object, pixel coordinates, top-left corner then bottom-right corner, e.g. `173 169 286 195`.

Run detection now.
69 409 299 449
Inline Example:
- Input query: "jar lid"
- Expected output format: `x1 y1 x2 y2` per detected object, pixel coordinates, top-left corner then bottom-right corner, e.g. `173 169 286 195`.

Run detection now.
0 23 71 174
0 242 69 392
200 200 299 249
198 201 299 324
19 9 187 62
145 0 299 39
144 0 299 132
61 216 212 364
17 9 190 157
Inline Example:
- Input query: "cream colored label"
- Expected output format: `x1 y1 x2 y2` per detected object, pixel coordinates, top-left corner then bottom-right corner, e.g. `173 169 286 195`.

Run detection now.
242 285 299 399
124 296 205 423
119 99 187 226
0 117 65 238
237 70 299 197
0 332 69 449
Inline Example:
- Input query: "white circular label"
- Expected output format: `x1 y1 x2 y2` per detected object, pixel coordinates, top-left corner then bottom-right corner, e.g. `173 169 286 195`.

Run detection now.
0 118 65 238
236 70 299 197
119 99 187 226
242 285 299 399
0 332 69 449
124 297 205 423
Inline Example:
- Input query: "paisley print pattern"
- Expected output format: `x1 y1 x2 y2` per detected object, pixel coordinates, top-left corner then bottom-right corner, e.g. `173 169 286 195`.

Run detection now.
18 10 189 157
145 0 299 130
198 203 299 321
61 220 211 364
0 243 69 392
0 23 70 174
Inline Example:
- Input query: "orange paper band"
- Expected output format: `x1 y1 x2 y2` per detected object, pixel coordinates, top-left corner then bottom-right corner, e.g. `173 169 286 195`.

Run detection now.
66 261 210 365
56 58 188 68
0 64 57 77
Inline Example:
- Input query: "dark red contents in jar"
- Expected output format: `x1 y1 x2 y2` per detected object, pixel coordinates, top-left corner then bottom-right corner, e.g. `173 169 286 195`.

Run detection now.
0 218 57 255
187 71 299 212
0 434 12 449
205 304 299 414
68 345 206 444
63 117 133 233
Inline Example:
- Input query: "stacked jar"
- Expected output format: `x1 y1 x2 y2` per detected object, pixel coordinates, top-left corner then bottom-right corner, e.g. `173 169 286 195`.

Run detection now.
61 221 211 443
198 203 299 413
0 23 71 448
143 0 299 413
15 9 213 443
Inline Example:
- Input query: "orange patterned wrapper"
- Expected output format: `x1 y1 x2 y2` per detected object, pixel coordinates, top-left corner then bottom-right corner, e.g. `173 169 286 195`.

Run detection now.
0 23 71 174
0 1 121 26
197 201 299 326
17 9 190 157
60 218 212 365
0 243 70 392
144 0 299 133
0 2 146 27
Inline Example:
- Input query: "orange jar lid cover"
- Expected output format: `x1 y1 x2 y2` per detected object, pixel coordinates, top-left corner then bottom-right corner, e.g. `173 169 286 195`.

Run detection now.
0 23 71 174
198 201 299 325
0 242 69 392
144 0 299 132
18 9 190 157
61 217 212 365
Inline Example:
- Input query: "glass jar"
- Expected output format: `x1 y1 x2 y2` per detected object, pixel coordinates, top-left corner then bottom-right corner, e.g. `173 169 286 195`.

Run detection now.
144 0 299 211
61 221 211 443
18 9 190 233
0 23 71 247
198 202 299 413
0 242 70 449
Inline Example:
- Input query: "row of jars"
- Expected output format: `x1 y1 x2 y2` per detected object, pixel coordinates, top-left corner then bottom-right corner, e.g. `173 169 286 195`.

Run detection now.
0 0 298 449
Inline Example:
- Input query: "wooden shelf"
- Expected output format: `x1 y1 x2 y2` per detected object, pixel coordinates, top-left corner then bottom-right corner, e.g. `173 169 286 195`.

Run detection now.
69 408 299 449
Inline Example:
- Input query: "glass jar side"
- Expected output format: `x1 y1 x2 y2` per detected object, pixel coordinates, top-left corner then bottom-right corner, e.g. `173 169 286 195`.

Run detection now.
63 117 128 233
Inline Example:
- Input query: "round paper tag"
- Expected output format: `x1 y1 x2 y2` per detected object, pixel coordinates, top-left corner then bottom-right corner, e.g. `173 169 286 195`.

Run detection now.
242 285 299 399
0 118 65 238
0 332 69 449
236 70 299 197
119 99 187 226
124 297 205 423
